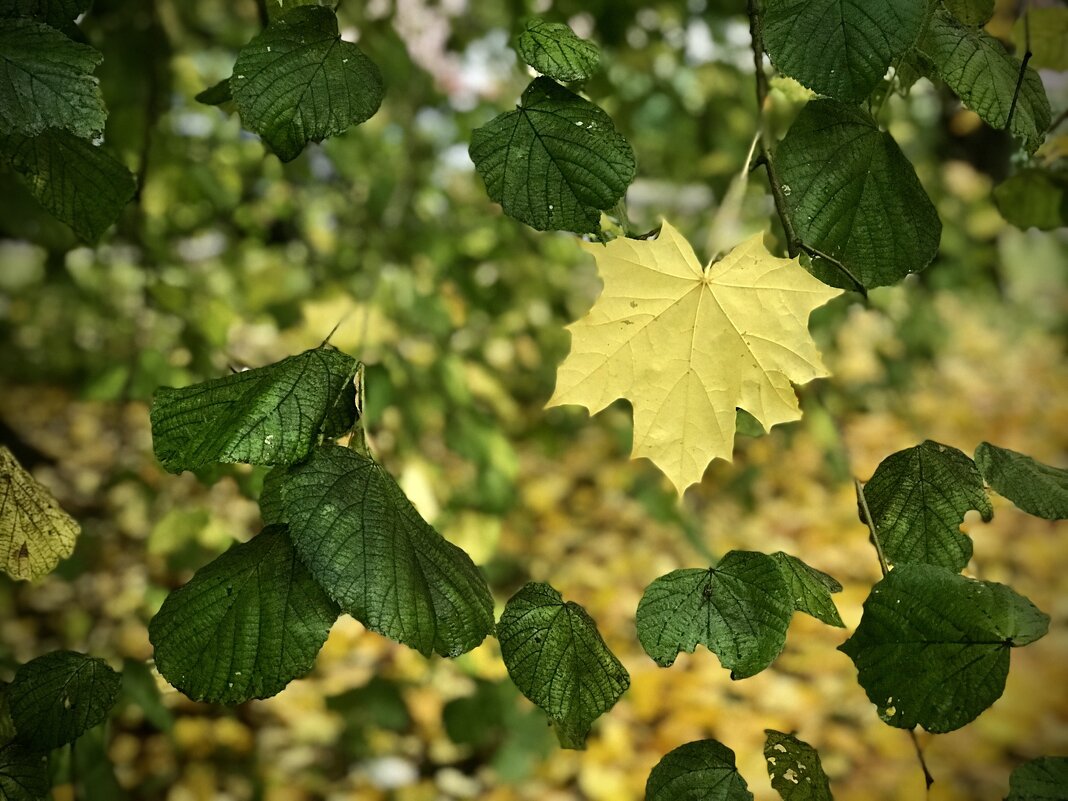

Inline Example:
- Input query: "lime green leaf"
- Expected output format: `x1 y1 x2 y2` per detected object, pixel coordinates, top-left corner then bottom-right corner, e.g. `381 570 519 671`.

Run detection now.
764 730 833 801
646 739 754 801
863 440 992 571
769 552 844 627
774 99 941 289
0 0 90 28
150 345 357 473
0 19 106 137
149 525 339 703
9 651 121 751
497 582 629 749
0 129 135 243
231 5 384 162
943 0 994 25
517 19 600 82
636 551 793 678
918 10 1050 154
469 76 635 234
1014 7 1068 71
975 442 1068 521
0 743 48 801
993 169 1068 232
0 445 79 582
1006 756 1068 801
279 445 494 658
762 0 926 103
839 564 1049 733
195 77 232 106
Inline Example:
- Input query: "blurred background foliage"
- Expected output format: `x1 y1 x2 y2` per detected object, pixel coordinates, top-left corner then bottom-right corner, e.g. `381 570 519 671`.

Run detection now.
1 0 1066 799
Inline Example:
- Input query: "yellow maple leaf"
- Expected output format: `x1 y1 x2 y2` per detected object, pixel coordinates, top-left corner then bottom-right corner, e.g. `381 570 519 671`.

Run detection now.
547 221 842 495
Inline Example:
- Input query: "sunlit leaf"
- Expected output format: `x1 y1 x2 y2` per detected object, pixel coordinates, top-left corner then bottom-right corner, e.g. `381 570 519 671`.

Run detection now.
975 442 1068 520
1013 7 1068 71
764 730 833 801
646 739 754 801
517 19 600 82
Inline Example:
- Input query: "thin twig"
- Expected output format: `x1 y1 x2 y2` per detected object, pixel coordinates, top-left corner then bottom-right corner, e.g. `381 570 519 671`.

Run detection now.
854 478 889 577
909 729 935 792
1049 107 1068 133
1006 1 1031 132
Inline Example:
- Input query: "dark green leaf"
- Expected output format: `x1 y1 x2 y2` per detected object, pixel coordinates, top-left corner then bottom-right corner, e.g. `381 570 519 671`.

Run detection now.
195 77 232 106
975 442 1068 520
0 129 135 243
1006 756 1068 801
149 525 338 704
0 19 105 137
231 5 384 161
9 651 121 751
838 564 1049 733
774 99 941 289
993 169 1068 232
917 10 1050 153
150 345 357 473
0 743 48 801
764 730 833 801
943 0 994 25
862 440 992 571
258 466 287 525
0 0 89 28
469 76 635 234
497 582 629 749
645 739 754 801
516 19 600 83
280 445 494 658
762 0 926 102
636 551 793 678
0 684 13 746
769 552 844 627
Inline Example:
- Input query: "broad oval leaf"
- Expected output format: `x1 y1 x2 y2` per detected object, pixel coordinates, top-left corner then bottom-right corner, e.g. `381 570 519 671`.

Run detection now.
0 19 106 138
231 5 384 162
636 551 793 678
517 19 600 83
0 130 136 243
646 739 754 801
0 743 49 801
149 525 339 704
763 0 926 103
863 440 992 572
770 552 844 627
838 564 1049 733
0 445 79 581
469 76 635 234
497 582 629 749
774 99 941 289
1006 756 1068 801
280 445 494 658
150 345 357 473
975 442 1068 521
764 730 833 801
9 651 121 751
917 10 1050 154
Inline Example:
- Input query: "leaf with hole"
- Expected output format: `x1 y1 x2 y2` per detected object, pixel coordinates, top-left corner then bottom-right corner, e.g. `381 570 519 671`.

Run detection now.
496 582 629 749
764 730 833 801
469 76 635 234
646 738 754 801
517 19 600 83
839 564 1048 733
975 442 1068 521
769 552 844 627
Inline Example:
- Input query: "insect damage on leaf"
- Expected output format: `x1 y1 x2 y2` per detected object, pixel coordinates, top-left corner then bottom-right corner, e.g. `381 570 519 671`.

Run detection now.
548 222 842 494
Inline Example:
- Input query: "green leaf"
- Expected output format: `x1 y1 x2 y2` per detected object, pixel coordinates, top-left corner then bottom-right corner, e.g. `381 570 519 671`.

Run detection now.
762 0 926 103
150 345 357 473
0 743 49 801
774 99 941 289
469 76 636 234
516 19 600 83
0 0 90 29
195 77 232 106
764 730 833 801
645 739 754 801
149 525 339 704
635 551 793 678
0 685 14 746
917 10 1051 154
838 564 1049 733
0 19 106 137
279 444 494 658
9 651 121 751
0 129 135 243
1014 7 1068 71
0 444 80 581
497 583 629 749
258 465 287 525
769 552 844 627
975 442 1068 521
943 0 994 26
993 169 1068 232
230 5 384 162
1006 756 1068 801
862 440 993 571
